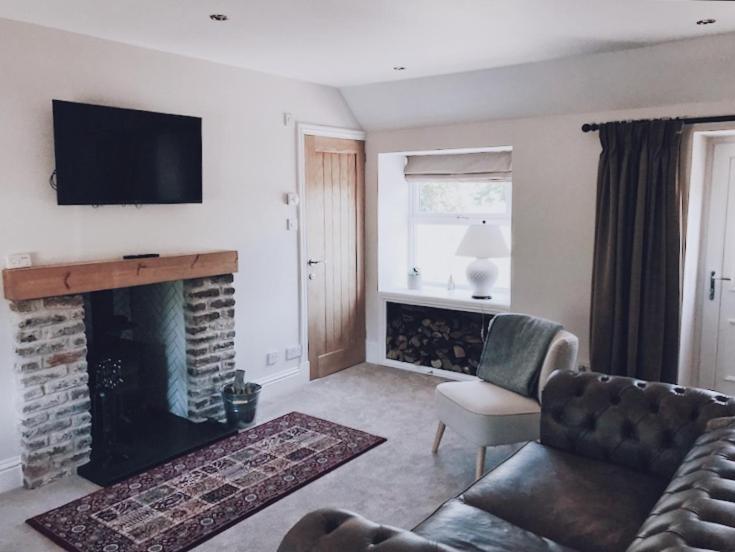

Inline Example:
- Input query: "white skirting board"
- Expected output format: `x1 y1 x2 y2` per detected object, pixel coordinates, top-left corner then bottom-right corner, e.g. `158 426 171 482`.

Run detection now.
0 456 22 494
254 362 310 398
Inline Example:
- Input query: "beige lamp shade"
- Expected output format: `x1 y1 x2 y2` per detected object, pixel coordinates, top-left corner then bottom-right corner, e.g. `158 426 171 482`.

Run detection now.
456 223 509 258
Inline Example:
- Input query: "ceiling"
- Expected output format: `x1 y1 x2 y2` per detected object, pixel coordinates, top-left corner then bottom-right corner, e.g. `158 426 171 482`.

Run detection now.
0 0 734 87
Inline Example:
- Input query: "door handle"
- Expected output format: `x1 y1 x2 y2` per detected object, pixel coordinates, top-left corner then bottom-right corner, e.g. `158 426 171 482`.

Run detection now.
307 259 324 266
709 270 732 300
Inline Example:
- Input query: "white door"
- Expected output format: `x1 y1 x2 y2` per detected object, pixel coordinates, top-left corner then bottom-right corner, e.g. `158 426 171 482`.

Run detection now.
701 142 735 395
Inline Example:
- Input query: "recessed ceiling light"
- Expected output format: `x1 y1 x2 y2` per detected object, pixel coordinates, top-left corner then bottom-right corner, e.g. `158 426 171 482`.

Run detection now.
696 18 716 26
209 14 228 22
393 66 406 71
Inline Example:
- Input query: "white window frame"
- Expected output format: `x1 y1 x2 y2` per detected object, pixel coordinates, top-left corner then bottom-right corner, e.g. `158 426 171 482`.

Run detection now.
407 179 512 290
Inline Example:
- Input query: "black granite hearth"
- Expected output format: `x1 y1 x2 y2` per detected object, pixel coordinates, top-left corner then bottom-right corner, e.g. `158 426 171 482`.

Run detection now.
77 410 236 486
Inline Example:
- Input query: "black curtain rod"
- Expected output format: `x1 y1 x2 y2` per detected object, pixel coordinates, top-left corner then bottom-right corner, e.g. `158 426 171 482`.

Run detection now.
581 114 735 133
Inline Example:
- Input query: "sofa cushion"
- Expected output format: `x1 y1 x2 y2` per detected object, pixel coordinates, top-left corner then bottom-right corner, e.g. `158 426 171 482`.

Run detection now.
541 371 735 479
459 441 667 552
435 381 541 446
414 499 576 552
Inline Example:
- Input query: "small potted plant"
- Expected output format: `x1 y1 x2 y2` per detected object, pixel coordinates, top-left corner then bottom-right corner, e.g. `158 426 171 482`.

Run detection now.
222 369 262 428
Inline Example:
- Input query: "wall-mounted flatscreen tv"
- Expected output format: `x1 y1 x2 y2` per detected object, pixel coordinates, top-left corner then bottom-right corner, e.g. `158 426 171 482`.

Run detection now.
52 100 202 205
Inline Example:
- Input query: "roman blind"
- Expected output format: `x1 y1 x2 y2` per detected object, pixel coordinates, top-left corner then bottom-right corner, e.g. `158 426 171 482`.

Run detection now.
404 151 512 182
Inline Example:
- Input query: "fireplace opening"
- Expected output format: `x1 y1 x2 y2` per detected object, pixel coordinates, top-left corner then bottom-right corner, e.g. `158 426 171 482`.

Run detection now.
77 282 237 486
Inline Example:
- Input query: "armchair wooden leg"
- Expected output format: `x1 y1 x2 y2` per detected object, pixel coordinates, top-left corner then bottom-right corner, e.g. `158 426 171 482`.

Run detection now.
432 422 446 454
475 447 486 479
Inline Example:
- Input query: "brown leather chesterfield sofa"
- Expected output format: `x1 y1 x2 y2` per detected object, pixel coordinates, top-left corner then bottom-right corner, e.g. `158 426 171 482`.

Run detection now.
278 371 735 552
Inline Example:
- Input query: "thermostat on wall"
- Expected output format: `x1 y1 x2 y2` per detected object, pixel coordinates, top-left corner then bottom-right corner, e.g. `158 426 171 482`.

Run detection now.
6 253 33 269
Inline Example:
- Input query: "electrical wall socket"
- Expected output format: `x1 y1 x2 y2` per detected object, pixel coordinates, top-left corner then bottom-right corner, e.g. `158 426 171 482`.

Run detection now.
6 253 32 269
285 345 302 360
266 351 280 366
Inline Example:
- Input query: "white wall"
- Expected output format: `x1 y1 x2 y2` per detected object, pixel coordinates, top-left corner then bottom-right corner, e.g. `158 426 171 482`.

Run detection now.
365 100 735 372
0 19 358 477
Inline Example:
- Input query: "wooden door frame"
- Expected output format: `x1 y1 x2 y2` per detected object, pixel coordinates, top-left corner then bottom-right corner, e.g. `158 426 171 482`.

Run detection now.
296 124 366 380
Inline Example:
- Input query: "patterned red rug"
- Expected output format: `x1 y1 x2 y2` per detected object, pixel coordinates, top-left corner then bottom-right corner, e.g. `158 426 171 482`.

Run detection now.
27 412 386 552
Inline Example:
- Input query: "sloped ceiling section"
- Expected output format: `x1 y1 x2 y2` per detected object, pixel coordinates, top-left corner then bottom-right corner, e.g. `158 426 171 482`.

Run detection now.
340 31 735 131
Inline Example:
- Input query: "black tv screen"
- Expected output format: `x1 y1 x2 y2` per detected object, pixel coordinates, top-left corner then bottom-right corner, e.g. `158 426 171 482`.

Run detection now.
52 100 202 205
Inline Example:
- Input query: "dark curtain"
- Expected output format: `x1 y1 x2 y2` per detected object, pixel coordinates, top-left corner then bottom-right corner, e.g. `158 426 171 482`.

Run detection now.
590 120 684 383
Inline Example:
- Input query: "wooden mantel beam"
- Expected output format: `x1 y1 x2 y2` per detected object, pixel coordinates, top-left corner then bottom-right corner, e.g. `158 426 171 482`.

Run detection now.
2 251 238 301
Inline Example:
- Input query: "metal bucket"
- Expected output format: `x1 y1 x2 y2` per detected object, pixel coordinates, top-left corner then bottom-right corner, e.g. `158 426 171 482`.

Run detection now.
222 382 262 427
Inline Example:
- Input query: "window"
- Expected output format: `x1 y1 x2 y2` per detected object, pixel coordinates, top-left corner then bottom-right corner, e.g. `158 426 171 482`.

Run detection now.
407 160 512 291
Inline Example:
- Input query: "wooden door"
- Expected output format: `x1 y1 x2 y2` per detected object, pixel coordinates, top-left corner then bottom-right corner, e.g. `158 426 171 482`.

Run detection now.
305 135 365 379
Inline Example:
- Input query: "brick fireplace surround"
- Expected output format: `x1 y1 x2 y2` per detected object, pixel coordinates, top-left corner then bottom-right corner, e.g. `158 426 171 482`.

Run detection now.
3 252 238 488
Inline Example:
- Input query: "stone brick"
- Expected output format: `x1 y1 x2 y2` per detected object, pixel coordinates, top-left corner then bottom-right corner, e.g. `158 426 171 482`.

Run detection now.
21 411 50 429
44 373 88 394
16 360 42 374
21 418 72 441
187 364 220 378
186 288 219 299
222 287 235 296
185 302 207 313
52 400 91 420
50 429 75 446
20 365 67 387
75 435 92 451
210 274 234 285
44 321 86 340
15 340 67 358
186 325 208 336
72 426 90 438
186 346 209 358
210 298 235 309
10 300 43 313
212 341 234 353
45 348 87 367
22 391 69 415
66 361 88 375
17 329 42 343
70 386 89 401
22 435 48 451
23 386 44 402
22 442 74 464
196 405 225 420
71 412 92 427
210 320 235 331
184 277 207 288
17 313 67 329
43 295 84 309
189 354 221 368
68 308 85 321
187 312 220 326
72 336 86 347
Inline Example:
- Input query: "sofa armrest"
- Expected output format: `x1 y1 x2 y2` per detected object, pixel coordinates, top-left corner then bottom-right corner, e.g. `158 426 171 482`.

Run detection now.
277 508 458 552
626 416 735 552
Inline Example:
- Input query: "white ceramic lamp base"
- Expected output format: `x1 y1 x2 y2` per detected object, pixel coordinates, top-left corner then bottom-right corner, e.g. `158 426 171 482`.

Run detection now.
466 258 498 299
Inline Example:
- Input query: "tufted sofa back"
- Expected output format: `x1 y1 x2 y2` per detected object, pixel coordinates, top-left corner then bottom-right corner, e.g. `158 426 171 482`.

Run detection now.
540 371 735 479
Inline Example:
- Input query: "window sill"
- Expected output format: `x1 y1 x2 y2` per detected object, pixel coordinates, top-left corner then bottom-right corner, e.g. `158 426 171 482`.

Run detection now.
378 286 510 314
